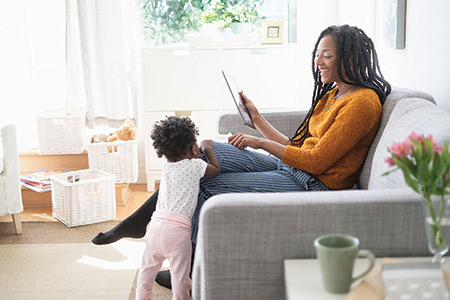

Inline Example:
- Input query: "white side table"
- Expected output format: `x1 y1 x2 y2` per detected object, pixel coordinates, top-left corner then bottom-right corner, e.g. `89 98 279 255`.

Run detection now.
284 257 449 300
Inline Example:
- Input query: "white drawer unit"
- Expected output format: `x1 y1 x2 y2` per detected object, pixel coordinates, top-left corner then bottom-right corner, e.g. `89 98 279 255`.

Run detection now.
142 45 299 191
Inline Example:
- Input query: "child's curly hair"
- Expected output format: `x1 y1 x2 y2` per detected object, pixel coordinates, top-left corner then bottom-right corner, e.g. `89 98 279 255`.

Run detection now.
150 116 199 161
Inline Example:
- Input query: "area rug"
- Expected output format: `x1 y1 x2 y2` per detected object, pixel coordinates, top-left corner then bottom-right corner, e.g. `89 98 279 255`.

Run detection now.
0 221 120 244
0 221 177 299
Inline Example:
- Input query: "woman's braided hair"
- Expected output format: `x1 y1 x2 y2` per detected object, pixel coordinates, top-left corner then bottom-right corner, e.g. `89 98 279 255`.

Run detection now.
151 116 199 161
290 25 391 145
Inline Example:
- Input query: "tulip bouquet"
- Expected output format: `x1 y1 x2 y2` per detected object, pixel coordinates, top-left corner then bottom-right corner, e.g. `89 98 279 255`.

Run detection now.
383 132 450 250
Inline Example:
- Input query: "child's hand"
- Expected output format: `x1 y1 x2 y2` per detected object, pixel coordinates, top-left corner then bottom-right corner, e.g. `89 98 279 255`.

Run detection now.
199 139 213 151
200 139 220 177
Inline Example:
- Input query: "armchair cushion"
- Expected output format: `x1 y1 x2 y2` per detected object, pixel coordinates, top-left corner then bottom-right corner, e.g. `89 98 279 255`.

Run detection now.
368 98 450 190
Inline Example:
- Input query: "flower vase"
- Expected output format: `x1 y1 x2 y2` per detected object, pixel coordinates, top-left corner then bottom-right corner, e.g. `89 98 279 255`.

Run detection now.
422 195 450 264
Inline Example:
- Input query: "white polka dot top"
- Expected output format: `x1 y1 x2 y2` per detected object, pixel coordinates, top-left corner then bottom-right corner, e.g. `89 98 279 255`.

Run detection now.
156 158 208 219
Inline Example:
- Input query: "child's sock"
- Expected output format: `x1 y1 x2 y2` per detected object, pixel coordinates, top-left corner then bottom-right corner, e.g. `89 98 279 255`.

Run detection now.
91 189 158 245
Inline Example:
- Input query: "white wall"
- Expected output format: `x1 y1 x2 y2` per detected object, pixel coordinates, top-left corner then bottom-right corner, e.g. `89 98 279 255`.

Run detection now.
296 0 450 112
375 0 450 111
296 0 337 109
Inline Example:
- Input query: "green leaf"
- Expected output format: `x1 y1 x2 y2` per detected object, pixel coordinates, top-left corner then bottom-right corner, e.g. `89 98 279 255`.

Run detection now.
417 159 430 185
382 167 400 177
403 173 419 193
394 157 413 175
413 139 423 159
424 139 434 162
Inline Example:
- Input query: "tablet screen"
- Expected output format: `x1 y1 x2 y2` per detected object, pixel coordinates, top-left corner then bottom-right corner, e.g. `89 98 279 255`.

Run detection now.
222 70 256 130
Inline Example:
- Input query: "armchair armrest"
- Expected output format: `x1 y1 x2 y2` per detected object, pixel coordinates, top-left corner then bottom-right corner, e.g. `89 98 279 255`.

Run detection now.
217 110 307 137
193 188 427 300
0 124 23 217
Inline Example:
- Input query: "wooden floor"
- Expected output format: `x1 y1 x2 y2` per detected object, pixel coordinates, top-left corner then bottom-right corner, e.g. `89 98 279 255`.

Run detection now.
0 184 154 223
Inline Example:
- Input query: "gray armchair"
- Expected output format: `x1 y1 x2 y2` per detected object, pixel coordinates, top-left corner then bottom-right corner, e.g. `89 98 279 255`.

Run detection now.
0 124 23 234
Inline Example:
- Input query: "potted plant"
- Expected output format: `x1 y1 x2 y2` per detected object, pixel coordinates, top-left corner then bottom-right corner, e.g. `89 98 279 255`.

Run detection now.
200 1 262 35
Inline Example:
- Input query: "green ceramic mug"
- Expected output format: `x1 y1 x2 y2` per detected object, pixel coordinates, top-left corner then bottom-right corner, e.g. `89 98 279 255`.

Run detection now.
314 234 375 294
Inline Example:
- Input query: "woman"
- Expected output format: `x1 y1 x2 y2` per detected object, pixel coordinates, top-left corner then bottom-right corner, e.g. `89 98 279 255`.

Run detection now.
93 24 391 286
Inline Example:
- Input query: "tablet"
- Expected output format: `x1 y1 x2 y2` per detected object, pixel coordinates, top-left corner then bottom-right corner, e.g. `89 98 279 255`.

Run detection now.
222 70 256 130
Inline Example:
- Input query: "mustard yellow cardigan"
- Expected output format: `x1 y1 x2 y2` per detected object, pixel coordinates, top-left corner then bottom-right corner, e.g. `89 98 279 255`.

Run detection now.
282 87 382 190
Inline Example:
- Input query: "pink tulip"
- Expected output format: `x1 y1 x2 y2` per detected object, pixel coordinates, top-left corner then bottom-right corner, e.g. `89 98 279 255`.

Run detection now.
409 132 422 143
433 142 443 154
385 157 396 167
428 136 444 154
390 142 407 157
403 138 415 155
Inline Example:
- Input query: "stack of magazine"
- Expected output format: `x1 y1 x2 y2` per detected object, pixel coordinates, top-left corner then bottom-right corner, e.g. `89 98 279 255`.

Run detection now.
20 169 72 193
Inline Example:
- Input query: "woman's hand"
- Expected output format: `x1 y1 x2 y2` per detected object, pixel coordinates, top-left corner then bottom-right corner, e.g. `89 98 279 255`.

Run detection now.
228 133 262 150
228 133 287 159
240 92 261 125
240 91 291 147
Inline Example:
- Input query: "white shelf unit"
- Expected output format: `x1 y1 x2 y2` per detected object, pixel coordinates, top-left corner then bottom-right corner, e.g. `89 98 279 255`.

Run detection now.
142 45 299 191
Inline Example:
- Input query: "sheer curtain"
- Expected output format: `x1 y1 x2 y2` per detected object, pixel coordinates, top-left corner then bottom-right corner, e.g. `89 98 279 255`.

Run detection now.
66 0 140 128
0 0 65 149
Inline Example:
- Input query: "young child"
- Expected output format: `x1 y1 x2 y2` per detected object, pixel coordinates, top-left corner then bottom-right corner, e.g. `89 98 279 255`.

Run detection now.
136 116 221 300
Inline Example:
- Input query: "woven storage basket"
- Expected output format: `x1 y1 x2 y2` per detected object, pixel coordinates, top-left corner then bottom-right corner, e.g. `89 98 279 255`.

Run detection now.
36 108 86 154
51 169 116 227
87 140 138 183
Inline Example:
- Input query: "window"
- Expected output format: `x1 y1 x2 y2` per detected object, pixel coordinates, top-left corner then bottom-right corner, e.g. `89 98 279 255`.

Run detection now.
137 0 296 45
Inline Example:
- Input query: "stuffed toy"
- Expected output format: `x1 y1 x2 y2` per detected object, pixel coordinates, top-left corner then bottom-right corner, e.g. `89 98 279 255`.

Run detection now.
106 119 137 152
107 119 136 142
90 133 112 144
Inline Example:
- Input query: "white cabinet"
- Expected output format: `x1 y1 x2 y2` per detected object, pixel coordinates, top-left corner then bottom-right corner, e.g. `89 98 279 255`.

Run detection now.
142 45 299 191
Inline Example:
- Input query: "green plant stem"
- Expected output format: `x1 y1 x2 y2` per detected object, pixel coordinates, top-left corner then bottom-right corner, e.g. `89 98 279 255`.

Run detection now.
425 193 446 249
437 194 445 246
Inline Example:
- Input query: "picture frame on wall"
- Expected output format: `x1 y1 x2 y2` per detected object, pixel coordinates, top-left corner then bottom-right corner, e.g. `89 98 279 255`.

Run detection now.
383 0 407 49
261 20 284 44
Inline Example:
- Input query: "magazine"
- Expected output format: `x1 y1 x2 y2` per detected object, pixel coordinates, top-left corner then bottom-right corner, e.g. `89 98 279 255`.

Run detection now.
20 169 72 193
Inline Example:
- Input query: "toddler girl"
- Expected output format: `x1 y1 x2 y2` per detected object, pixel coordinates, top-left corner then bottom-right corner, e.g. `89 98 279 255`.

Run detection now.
136 116 220 300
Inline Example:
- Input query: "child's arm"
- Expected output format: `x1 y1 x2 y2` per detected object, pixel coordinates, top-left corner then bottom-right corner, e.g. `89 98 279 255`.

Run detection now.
199 139 221 177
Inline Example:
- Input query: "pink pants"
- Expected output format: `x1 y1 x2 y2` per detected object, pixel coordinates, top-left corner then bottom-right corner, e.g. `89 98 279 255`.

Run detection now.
136 210 192 300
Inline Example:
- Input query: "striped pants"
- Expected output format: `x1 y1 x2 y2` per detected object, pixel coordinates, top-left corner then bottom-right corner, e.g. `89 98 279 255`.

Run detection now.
191 141 329 244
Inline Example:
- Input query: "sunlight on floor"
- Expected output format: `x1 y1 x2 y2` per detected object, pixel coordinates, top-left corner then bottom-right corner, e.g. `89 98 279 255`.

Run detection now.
31 213 56 221
76 239 170 270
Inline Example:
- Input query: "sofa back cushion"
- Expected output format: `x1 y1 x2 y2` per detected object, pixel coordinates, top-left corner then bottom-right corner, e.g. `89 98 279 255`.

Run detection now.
366 98 450 190
358 87 435 189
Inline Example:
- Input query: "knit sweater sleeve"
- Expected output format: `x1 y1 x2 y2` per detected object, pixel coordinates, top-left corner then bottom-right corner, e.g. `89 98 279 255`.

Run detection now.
282 90 382 175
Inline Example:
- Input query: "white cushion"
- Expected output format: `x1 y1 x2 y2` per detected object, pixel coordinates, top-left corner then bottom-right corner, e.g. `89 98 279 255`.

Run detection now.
368 98 450 190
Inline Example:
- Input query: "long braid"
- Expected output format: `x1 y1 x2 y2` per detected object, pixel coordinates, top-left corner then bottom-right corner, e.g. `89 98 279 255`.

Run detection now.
290 25 391 146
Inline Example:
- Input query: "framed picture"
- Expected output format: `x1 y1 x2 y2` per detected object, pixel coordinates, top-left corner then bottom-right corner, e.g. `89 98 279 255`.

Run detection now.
261 20 284 44
383 0 407 49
